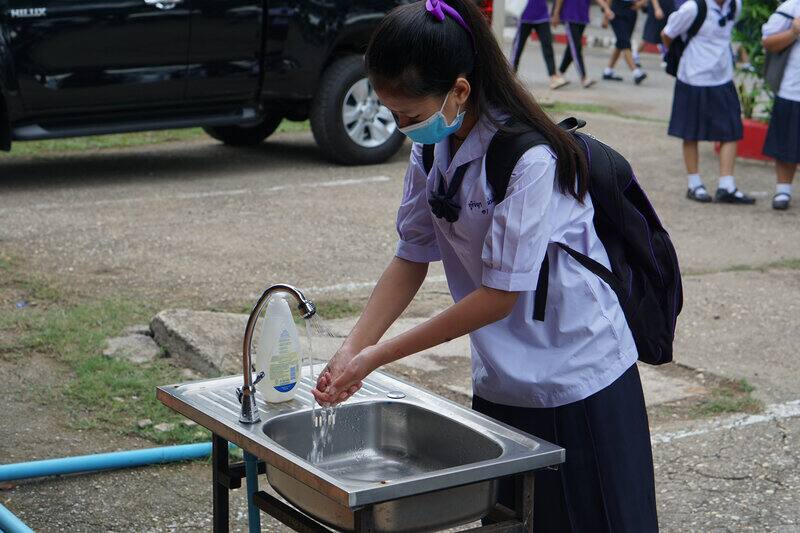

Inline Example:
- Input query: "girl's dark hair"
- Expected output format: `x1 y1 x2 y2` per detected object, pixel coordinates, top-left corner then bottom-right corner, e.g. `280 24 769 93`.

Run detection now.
365 0 588 201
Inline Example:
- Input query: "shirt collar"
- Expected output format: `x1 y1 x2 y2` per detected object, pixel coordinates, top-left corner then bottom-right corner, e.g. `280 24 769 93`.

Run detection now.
433 109 505 178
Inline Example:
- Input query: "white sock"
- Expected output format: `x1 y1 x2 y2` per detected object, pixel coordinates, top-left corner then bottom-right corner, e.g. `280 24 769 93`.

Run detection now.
633 68 644 78
688 174 703 190
604 67 614 76
718 175 736 193
776 183 793 197
633 51 641 62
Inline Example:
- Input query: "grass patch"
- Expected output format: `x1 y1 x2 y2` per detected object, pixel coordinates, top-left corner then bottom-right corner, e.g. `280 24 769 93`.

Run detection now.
544 101 615 115
690 379 762 417
2 119 310 157
313 298 362 320
767 258 800 270
1 259 209 444
543 101 667 124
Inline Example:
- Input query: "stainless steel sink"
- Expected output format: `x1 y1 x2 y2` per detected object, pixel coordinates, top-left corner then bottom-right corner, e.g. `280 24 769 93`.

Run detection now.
263 401 505 531
157 367 564 533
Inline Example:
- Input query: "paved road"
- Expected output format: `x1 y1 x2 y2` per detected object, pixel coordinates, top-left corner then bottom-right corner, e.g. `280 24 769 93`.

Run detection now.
1 38 799 533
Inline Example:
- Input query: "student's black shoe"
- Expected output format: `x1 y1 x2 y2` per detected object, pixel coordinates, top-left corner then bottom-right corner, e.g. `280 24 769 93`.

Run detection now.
715 188 756 205
686 185 712 203
772 193 791 210
634 71 648 85
602 72 624 81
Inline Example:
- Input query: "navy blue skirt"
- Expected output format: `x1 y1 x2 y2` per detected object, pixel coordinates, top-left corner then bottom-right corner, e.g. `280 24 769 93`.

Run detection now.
763 96 800 163
472 364 658 533
611 0 638 50
642 0 674 44
668 80 743 142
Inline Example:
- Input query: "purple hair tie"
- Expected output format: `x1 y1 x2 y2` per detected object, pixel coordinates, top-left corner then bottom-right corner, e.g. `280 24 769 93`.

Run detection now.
425 0 475 43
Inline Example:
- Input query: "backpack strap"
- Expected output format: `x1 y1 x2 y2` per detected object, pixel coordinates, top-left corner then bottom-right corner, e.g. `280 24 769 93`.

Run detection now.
485 127 547 203
422 144 435 175
556 243 621 294
485 118 586 322
687 0 707 42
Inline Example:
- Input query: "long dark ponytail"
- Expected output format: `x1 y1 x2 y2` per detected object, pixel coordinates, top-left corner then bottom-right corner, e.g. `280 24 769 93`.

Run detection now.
365 0 588 201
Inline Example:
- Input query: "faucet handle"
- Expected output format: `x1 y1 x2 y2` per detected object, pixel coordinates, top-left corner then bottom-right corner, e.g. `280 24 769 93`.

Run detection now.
235 371 266 404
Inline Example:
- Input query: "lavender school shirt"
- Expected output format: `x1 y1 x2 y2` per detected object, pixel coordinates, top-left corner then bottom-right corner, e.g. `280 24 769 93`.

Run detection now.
560 0 591 24
395 112 638 408
520 0 550 23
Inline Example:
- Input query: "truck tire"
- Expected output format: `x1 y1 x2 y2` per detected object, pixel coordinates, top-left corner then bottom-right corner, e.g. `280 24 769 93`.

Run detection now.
310 55 405 165
203 113 283 146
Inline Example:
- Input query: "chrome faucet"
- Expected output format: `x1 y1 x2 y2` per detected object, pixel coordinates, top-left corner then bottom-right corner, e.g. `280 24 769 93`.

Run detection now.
237 283 316 424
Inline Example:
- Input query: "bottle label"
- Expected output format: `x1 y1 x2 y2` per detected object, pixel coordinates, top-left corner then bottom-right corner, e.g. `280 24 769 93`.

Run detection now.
270 328 299 392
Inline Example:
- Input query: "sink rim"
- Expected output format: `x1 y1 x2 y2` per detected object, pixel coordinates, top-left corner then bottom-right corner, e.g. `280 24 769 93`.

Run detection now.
157 368 565 508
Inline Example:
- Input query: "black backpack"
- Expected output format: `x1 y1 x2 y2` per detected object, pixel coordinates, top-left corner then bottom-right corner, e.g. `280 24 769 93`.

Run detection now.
422 118 683 365
664 0 708 77
764 9 797 92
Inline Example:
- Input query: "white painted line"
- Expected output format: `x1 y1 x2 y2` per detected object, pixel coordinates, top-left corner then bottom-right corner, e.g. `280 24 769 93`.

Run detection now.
651 399 800 445
308 274 448 295
0 175 392 213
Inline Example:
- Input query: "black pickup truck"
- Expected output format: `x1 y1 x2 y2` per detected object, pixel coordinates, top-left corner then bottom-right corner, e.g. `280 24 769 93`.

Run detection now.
0 0 492 164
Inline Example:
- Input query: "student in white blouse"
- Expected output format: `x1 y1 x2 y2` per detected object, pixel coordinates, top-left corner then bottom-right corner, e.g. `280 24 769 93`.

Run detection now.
314 0 659 529
662 0 756 205
762 0 800 210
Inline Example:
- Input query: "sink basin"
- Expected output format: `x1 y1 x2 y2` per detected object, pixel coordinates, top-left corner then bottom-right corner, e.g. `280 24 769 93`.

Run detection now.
263 401 504 481
263 401 504 531
157 368 564 533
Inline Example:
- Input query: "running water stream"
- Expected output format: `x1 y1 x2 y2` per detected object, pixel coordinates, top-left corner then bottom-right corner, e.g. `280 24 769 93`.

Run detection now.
304 314 341 463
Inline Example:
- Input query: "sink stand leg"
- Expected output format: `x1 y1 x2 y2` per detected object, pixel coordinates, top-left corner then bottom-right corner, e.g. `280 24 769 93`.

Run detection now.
515 472 534 532
212 434 230 533
244 451 263 533
354 507 375 532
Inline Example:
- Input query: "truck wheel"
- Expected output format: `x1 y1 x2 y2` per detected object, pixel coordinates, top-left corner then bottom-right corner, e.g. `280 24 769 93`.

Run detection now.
203 113 283 146
311 55 405 165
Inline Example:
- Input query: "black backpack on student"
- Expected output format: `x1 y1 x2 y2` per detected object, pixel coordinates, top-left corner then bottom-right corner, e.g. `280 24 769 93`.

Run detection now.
421 118 683 365
764 9 797 92
664 0 708 77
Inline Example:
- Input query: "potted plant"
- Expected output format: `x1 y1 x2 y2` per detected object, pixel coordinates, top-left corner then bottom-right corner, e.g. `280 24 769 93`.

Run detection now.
716 0 781 161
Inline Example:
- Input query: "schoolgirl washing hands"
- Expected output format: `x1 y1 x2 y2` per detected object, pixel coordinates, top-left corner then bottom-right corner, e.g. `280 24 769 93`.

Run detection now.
313 0 658 529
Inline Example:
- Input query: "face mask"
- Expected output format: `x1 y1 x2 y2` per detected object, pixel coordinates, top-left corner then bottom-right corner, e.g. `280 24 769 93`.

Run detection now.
399 92 465 145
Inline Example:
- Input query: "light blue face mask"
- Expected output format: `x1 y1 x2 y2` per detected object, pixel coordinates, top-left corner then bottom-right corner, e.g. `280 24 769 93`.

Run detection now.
399 92 465 145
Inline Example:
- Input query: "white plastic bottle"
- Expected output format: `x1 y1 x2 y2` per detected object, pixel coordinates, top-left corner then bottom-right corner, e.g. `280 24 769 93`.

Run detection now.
255 292 302 402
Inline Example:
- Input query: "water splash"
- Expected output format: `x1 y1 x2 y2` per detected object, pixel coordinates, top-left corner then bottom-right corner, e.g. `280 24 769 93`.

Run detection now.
302 313 342 464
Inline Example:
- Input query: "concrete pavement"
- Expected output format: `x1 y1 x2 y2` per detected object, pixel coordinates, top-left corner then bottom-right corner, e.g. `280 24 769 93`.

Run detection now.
1 36 799 532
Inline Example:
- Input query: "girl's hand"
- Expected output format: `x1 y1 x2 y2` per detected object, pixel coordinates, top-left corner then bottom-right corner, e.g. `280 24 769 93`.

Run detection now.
793 16 800 36
314 345 356 395
312 347 378 405
655 7 664 19
551 13 561 27
605 8 615 21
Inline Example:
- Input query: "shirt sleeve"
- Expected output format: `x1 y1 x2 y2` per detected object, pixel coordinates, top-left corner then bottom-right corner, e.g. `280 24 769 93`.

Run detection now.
762 0 797 37
481 145 556 292
663 0 699 39
395 143 442 263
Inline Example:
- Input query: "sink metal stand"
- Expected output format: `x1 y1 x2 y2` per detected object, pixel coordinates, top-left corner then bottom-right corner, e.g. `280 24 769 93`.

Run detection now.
211 433 537 533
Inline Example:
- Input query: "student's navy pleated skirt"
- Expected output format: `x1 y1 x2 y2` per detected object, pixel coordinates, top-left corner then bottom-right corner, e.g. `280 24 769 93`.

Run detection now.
642 0 674 44
472 363 658 533
668 80 743 142
763 96 800 163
